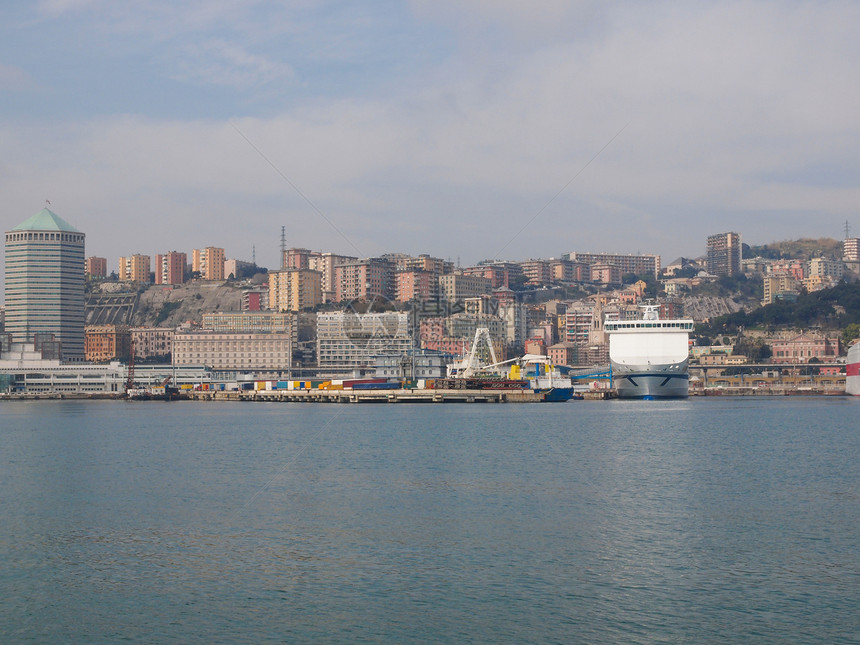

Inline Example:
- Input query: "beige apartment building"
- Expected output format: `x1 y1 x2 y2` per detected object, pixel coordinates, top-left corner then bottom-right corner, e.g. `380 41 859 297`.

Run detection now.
192 247 225 281
130 327 175 360
118 254 151 282
268 269 322 312
438 273 492 302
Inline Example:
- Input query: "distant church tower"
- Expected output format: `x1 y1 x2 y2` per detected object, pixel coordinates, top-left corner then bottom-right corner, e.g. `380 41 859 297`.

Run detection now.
4 208 86 361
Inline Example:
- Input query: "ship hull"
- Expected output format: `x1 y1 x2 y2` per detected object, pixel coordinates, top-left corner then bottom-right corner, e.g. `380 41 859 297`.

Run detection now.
847 344 860 396
611 361 690 399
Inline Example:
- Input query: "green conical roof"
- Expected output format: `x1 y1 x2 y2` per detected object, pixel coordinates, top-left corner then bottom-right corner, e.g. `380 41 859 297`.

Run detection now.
11 208 81 233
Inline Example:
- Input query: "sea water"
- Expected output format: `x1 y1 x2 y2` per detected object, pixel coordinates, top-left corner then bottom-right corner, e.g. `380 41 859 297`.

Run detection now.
1 397 859 643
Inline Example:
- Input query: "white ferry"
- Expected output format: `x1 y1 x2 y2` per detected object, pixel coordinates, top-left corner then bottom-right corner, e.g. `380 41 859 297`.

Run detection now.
847 342 860 396
605 305 694 399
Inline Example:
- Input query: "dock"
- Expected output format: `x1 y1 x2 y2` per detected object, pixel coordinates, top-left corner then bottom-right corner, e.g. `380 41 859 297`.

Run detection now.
189 388 547 403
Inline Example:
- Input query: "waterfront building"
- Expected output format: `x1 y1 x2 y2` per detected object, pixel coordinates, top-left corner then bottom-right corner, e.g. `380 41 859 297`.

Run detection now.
192 247 225 281
155 251 186 285
438 273 492 303
706 232 741 277
86 256 107 279
771 333 841 363
4 208 86 361
129 327 175 360
567 251 661 278
547 341 579 366
173 330 294 371
202 311 294 333
373 349 453 380
317 311 412 373
85 325 131 362
333 258 394 303
118 254 151 283
269 269 322 312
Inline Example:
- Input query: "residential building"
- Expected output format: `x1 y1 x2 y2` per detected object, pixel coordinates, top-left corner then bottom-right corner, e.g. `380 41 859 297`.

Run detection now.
591 263 623 286
130 327 175 360
395 270 437 302
4 208 86 361
285 248 313 269
202 311 294 333
438 273 492 302
118 254 151 283
192 246 225 281
334 258 394 302
307 252 358 302
173 330 294 371
567 251 661 278
155 251 186 285
767 259 805 280
547 341 579 366
86 256 107 279
242 288 269 311
806 257 844 281
317 311 412 373
762 274 801 305
843 237 860 262
85 325 131 362
224 258 254 280
269 269 323 312
550 259 590 283
706 232 741 276
463 262 524 289
519 259 552 286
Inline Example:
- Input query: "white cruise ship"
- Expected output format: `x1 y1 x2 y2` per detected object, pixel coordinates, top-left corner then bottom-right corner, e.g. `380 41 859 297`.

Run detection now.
847 342 860 396
605 305 694 399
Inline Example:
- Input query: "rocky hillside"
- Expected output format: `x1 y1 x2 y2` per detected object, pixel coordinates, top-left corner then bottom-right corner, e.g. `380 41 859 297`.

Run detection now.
87 281 244 328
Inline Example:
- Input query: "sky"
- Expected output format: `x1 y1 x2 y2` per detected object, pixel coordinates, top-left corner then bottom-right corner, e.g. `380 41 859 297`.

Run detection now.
2 0 860 291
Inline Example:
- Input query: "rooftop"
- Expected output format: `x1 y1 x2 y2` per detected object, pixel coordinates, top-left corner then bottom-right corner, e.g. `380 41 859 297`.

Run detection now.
11 208 81 233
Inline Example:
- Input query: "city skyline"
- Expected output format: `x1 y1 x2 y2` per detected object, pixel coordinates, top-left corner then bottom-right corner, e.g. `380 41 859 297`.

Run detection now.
1 2 859 284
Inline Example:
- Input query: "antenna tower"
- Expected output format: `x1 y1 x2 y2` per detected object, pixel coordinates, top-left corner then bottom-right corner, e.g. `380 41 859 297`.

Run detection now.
280 225 287 269
844 220 851 240
252 245 256 265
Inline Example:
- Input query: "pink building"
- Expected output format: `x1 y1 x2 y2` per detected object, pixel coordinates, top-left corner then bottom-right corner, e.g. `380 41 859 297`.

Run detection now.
155 251 186 285
86 256 107 279
395 270 435 302
334 258 394 302
771 333 842 363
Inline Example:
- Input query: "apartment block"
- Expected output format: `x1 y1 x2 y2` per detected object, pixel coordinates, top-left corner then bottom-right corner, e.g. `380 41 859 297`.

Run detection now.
84 324 130 362
173 330 293 371
334 258 394 302
242 288 269 312
202 311 294 333
438 273 492 302
155 251 186 285
706 232 741 276
762 274 801 305
843 238 860 262
567 251 661 278
519 259 552 286
395 270 437 302
86 256 107 279
130 327 175 360
462 262 524 289
591 263 623 286
806 257 845 281
224 258 254 280
118 254 151 283
269 269 323 312
307 252 358 302
192 247 225 281
771 333 841 363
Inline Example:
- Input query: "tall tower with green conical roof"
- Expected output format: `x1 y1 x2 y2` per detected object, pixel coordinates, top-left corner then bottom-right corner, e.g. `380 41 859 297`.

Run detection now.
4 208 86 361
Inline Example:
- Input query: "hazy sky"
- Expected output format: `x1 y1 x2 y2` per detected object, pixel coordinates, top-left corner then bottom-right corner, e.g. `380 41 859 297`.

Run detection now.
2 0 859 286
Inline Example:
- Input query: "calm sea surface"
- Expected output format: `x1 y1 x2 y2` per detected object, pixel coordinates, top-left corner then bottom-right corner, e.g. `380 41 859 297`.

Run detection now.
1 397 859 643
